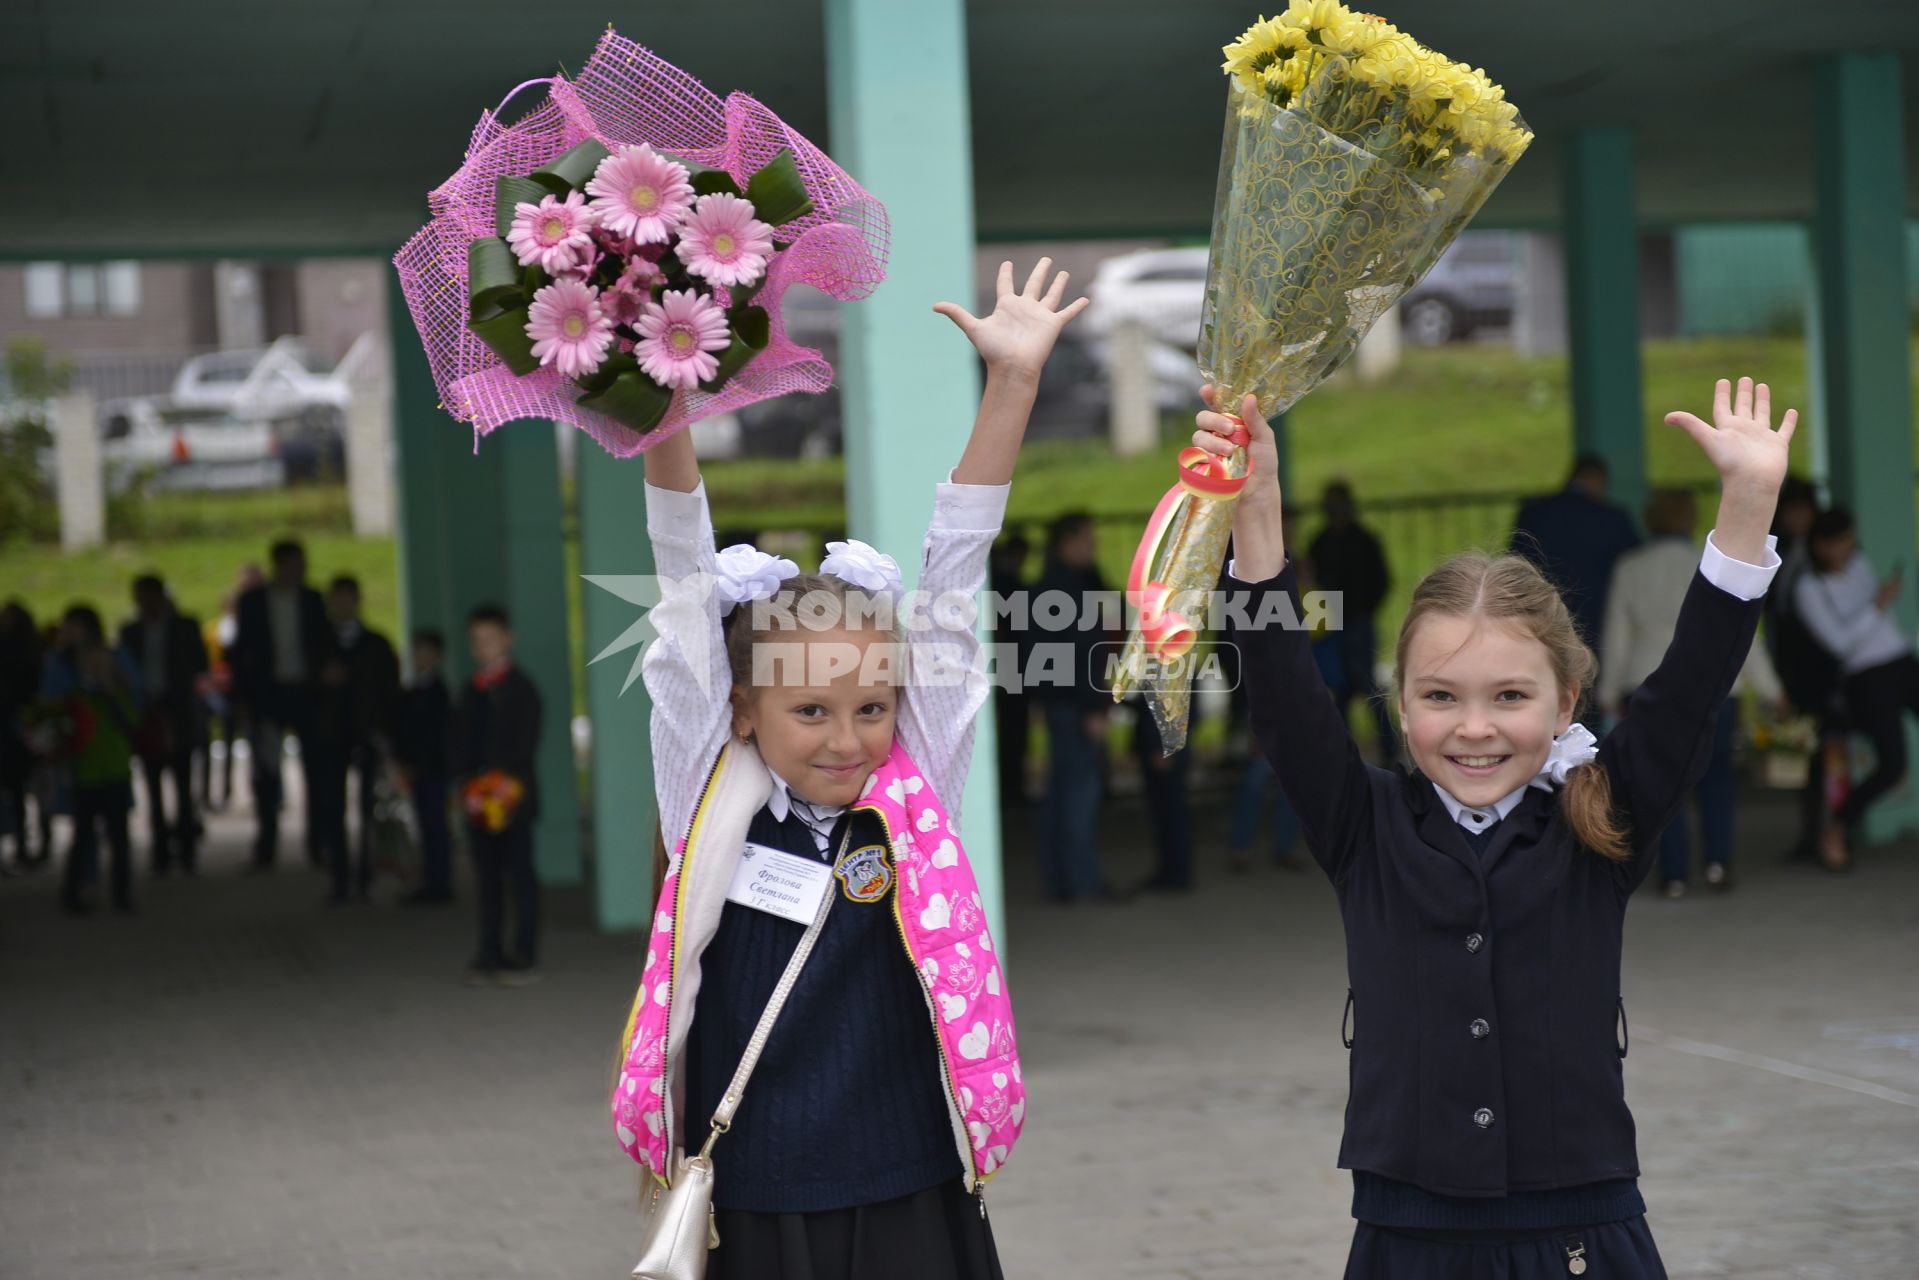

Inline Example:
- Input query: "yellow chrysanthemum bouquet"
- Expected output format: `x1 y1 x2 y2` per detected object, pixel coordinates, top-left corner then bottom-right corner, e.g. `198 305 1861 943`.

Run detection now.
1115 2 1533 747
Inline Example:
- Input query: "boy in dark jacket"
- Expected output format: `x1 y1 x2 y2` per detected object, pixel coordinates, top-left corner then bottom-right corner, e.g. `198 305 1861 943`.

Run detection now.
450 605 542 985
395 629 454 906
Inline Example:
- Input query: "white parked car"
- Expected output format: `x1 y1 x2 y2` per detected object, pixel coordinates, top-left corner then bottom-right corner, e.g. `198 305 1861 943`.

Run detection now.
98 398 284 492
97 334 376 491
1088 233 1519 355
169 335 364 416
1085 248 1213 351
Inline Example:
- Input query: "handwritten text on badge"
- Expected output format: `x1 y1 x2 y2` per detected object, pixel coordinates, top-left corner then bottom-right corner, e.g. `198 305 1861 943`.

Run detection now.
726 842 833 925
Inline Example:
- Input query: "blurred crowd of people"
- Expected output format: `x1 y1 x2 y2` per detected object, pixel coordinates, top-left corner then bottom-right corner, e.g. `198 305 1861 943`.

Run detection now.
0 538 545 983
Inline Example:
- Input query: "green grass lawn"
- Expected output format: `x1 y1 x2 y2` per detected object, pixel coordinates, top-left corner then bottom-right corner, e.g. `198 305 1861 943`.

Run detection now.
3 334 1910 706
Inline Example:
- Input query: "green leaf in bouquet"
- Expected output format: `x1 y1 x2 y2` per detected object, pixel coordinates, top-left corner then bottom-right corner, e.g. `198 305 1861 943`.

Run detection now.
702 304 771 390
691 168 744 199
466 238 539 375
467 238 525 314
529 139 613 196
575 350 639 397
655 248 692 291
577 368 674 432
743 149 814 226
467 301 541 377
494 175 554 238
726 275 767 313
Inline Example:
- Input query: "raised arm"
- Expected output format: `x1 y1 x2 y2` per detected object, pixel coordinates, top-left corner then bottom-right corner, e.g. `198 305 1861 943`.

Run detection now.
639 427 733 848
1195 387 1377 884
935 258 1090 486
901 260 1088 817
1604 377 1792 890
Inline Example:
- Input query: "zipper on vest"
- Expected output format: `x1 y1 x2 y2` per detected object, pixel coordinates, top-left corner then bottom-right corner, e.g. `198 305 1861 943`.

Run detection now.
871 806 980 1193
660 749 728 1169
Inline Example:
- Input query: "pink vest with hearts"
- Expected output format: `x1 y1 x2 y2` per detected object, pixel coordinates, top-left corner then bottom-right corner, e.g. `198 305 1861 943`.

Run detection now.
611 738 1024 1192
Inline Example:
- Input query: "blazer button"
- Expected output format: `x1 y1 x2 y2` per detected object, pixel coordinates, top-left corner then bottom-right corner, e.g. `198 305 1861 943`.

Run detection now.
1473 1107 1495 1129
1466 932 1484 954
1470 1018 1491 1039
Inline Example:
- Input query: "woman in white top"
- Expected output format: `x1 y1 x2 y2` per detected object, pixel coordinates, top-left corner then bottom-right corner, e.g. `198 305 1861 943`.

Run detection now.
1792 506 1915 872
1600 488 1784 895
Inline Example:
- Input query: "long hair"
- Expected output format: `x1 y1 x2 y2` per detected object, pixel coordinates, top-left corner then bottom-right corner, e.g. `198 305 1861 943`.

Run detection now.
1391 552 1628 861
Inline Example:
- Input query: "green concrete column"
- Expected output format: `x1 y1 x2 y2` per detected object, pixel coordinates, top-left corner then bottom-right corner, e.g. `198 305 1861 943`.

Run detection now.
1813 53 1916 844
1563 128 1647 519
387 269 506 689
824 0 1006 938
497 426 584 885
389 270 580 881
577 444 658 931
387 273 454 665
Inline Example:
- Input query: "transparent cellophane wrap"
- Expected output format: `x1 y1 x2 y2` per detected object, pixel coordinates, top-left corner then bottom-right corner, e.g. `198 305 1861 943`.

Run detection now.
1118 69 1528 750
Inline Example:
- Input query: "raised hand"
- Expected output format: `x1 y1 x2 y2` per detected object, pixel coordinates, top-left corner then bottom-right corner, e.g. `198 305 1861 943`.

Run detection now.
1666 376 1795 565
934 258 1090 381
1664 377 1795 496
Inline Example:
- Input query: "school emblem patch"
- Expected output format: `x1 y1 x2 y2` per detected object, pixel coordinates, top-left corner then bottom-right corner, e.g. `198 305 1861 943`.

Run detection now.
835 843 893 903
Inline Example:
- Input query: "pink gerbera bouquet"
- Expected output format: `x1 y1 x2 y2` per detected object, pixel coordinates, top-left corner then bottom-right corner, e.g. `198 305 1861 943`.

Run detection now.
394 31 890 456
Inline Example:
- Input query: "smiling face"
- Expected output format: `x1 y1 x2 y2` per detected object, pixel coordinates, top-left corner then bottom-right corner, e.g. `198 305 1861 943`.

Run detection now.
1398 612 1577 809
731 626 901 808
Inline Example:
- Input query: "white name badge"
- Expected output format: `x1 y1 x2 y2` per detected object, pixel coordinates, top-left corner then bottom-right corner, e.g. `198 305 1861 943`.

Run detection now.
725 842 833 926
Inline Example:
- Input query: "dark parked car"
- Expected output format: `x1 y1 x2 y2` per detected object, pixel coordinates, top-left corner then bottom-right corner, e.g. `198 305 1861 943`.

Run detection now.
1400 231 1516 345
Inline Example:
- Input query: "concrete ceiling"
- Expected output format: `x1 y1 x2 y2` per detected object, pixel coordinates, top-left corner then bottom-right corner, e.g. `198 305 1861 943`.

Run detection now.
4 0 1917 257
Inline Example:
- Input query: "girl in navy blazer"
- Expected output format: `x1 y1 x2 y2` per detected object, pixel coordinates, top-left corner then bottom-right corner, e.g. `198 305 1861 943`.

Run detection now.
1193 377 1794 1279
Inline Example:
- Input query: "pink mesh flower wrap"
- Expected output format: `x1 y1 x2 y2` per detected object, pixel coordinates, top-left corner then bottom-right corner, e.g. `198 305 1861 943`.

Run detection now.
393 31 890 457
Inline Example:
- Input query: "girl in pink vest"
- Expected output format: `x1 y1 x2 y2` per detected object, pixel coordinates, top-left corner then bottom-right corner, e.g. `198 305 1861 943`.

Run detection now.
613 259 1088 1279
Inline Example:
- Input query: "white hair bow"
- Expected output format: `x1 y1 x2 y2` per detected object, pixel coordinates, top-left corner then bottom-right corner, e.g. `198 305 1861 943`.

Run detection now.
713 544 800 614
1530 723 1599 791
819 539 903 602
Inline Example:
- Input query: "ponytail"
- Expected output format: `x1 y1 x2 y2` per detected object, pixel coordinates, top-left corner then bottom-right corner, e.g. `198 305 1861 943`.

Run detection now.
1560 761 1629 861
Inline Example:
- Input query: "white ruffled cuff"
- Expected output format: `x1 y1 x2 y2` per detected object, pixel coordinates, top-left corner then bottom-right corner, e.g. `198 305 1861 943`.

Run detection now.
644 480 712 542
1700 531 1781 602
931 472 1010 533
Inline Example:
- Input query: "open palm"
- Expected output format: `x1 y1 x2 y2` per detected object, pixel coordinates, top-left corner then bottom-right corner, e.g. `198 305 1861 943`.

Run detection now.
935 258 1089 379
1665 377 1796 491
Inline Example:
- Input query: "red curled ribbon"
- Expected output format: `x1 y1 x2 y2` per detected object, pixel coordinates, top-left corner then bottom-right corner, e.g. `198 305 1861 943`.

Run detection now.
1124 416 1253 662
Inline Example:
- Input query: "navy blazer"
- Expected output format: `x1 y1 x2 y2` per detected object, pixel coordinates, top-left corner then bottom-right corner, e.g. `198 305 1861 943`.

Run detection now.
1239 561 1761 1197
231 584 335 703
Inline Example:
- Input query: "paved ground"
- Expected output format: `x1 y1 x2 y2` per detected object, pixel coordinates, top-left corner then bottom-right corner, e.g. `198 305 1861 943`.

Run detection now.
3 775 1917 1279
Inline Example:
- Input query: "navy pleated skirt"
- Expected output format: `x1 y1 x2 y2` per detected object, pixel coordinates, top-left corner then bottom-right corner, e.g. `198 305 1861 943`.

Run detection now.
706 1177 1003 1280
1344 1215 1668 1280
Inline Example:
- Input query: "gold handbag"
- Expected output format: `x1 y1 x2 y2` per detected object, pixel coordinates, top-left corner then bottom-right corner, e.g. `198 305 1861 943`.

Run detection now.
629 829 844 1280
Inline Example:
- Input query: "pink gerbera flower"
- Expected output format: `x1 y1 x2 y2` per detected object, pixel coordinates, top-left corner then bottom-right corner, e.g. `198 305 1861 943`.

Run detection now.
635 289 732 390
525 278 615 379
507 192 597 274
587 144 695 244
677 193 776 289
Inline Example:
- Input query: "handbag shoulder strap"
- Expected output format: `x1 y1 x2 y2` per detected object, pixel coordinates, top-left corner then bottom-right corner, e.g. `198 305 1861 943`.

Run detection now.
696 822 846 1160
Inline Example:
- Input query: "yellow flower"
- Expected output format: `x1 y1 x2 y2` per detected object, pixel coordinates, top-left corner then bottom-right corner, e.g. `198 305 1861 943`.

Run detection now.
1281 0 1351 33
1261 56 1310 103
1223 15 1308 91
